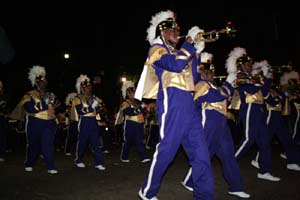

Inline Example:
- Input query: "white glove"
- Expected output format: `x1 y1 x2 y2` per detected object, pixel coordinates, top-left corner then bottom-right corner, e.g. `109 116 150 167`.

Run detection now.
92 99 98 109
187 26 205 53
141 102 145 108
226 73 237 84
187 26 203 42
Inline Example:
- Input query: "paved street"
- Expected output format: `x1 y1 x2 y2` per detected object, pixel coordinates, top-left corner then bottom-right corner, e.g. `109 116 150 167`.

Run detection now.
0 140 299 200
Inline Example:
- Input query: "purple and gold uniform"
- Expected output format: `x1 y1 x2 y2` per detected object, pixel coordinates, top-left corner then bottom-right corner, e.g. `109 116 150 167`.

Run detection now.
17 65 59 174
21 89 57 171
225 51 279 180
71 93 105 167
254 88 300 168
120 98 149 161
136 15 214 198
139 42 213 200
235 75 277 176
182 80 247 194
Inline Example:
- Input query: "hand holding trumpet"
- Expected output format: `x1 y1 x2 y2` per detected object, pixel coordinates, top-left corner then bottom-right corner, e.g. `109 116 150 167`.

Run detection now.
182 21 236 43
187 26 205 53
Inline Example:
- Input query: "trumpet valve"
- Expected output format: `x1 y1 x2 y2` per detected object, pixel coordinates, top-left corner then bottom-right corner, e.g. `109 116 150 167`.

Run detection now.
215 32 219 40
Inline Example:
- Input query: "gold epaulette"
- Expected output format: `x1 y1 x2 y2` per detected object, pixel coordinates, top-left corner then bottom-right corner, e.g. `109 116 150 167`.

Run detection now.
120 101 130 111
18 90 41 111
19 94 31 106
194 81 210 100
72 96 81 106
146 45 168 65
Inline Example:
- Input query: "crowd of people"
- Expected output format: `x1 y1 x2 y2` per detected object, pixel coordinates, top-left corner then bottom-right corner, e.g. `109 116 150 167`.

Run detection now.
0 9 300 200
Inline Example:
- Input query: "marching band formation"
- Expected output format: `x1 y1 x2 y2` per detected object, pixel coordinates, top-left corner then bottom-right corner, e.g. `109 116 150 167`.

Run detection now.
0 9 300 200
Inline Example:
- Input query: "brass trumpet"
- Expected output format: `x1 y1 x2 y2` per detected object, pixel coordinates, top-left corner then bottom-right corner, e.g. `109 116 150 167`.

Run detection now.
271 65 293 74
195 21 237 43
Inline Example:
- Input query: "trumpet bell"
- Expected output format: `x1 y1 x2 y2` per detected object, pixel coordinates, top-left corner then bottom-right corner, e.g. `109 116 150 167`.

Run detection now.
195 21 237 43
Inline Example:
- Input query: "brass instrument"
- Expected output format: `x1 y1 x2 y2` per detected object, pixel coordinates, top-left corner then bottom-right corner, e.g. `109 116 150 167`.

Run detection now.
234 54 265 86
194 21 236 43
236 71 263 86
236 72 254 85
271 65 293 74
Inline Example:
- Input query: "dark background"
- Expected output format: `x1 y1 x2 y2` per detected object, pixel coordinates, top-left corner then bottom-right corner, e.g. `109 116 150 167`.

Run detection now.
0 1 299 111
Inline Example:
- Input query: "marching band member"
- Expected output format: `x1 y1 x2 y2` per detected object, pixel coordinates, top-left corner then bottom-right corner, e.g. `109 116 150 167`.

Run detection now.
250 69 300 171
250 64 300 171
135 10 214 200
71 74 105 171
181 52 250 198
119 80 150 163
19 65 59 174
230 48 280 181
282 70 300 146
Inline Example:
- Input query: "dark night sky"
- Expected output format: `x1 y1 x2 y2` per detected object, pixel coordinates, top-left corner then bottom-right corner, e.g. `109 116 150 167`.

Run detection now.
0 1 299 110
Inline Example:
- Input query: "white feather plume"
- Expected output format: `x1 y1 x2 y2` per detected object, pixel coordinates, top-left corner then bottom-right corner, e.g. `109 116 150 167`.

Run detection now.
65 92 77 105
252 60 269 76
280 70 300 85
28 65 46 87
200 52 213 63
146 10 174 45
121 80 135 99
75 74 90 94
225 47 246 74
252 60 268 70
